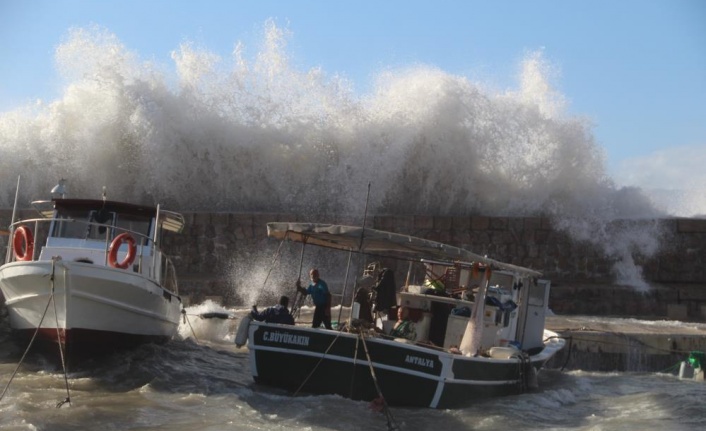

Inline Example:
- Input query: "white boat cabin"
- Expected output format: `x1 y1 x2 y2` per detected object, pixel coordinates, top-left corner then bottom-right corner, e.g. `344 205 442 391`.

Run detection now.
8 198 184 289
376 259 550 355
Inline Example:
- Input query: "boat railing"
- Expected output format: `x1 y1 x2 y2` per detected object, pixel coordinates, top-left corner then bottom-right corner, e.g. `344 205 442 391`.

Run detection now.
4 217 179 294
161 254 179 295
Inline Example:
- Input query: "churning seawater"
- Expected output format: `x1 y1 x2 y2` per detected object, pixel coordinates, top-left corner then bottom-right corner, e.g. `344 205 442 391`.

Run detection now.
2 303 705 431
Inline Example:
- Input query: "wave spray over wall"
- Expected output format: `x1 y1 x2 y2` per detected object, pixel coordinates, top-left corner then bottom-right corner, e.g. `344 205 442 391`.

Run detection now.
0 22 667 290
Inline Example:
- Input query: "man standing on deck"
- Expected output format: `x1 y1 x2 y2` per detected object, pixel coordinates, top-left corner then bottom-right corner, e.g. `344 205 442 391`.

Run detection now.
296 268 332 329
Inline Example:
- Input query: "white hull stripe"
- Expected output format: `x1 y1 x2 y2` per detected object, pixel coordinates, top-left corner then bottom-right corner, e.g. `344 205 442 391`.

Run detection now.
252 344 519 386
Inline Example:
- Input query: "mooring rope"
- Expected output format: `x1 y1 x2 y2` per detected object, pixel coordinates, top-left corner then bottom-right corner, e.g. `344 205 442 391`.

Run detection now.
358 331 400 431
290 290 308 321
513 352 533 392
348 333 360 399
50 259 71 407
561 336 573 371
292 330 343 397
181 309 200 343
0 270 57 403
658 361 683 374
542 334 574 371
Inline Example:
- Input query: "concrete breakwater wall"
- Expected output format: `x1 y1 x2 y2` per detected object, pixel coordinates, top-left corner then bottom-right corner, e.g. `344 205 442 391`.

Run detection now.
544 315 706 372
1 210 705 319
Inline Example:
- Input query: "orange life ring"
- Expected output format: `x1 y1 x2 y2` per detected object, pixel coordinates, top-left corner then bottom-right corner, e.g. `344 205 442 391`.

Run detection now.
108 233 137 269
12 226 34 261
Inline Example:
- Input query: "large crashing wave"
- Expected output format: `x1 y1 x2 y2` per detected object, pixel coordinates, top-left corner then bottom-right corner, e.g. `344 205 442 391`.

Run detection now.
0 22 666 289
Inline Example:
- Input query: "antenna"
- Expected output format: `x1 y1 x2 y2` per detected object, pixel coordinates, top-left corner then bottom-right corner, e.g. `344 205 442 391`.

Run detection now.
358 182 372 250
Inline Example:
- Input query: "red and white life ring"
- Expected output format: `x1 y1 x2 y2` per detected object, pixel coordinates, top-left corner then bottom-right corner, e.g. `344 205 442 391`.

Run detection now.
12 225 34 261
108 233 137 269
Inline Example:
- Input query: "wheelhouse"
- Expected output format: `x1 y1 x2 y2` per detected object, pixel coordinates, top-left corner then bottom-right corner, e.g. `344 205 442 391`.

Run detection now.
5 198 184 293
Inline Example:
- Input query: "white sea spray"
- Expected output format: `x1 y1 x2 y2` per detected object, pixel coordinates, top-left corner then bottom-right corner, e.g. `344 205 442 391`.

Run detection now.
0 22 681 292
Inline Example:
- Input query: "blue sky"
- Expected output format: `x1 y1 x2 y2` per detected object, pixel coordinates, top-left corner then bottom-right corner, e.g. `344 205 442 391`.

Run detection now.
1 0 705 191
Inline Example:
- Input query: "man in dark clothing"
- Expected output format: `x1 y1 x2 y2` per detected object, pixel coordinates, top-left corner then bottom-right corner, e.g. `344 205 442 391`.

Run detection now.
251 295 295 325
372 268 397 314
354 286 374 324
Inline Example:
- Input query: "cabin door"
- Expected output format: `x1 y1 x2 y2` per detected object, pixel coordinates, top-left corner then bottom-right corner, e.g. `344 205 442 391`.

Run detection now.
517 279 550 351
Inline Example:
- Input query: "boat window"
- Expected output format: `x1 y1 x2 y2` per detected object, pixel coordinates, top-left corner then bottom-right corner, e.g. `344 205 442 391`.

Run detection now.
114 214 152 243
51 209 92 239
86 209 115 239
528 282 546 307
488 273 514 290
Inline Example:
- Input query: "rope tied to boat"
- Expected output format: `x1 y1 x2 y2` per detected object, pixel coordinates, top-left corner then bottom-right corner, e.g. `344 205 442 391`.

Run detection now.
50 258 72 407
357 331 400 431
348 332 360 399
181 309 200 344
0 257 71 407
512 351 534 392
292 330 344 397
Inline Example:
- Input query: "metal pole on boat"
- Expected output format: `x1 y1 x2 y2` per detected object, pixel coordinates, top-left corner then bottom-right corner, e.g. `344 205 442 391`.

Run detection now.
153 204 161 280
291 235 307 317
358 182 371 250
404 261 413 290
337 249 354 327
343 182 372 326
5 175 20 264
297 237 306 281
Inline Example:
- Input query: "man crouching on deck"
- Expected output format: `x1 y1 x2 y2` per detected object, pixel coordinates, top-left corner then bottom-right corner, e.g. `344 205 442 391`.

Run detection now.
251 295 295 325
296 268 332 329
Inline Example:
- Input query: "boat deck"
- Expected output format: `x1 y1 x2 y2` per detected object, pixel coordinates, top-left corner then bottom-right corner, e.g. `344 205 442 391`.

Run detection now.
292 307 706 372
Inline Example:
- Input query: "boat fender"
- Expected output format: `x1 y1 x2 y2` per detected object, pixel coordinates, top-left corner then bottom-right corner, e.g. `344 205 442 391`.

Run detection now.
12 225 34 261
108 233 137 269
235 314 252 348
488 346 519 359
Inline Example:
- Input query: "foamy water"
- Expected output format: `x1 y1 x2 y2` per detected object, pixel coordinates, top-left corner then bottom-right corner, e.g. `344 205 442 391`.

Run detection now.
2 307 705 431
0 21 686 289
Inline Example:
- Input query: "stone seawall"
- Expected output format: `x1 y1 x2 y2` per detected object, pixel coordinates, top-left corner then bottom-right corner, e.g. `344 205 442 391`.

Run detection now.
2 210 705 319
544 315 706 372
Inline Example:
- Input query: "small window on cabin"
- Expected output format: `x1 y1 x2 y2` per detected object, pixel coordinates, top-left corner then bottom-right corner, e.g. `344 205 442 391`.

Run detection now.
114 214 152 245
528 283 546 307
488 273 514 290
51 209 92 238
86 209 115 240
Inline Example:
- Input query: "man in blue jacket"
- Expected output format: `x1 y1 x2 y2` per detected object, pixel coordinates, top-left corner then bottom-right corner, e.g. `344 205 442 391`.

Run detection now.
251 295 295 325
296 268 332 329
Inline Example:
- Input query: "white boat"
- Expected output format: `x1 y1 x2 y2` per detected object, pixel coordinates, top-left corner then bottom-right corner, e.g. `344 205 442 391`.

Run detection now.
0 181 184 359
238 222 565 409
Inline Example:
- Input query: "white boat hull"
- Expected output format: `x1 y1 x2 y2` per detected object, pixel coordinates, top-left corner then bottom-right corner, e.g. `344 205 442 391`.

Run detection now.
0 259 181 358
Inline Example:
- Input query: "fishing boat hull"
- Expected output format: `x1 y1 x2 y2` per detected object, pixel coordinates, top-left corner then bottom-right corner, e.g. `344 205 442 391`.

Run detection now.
0 259 181 358
247 322 564 408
